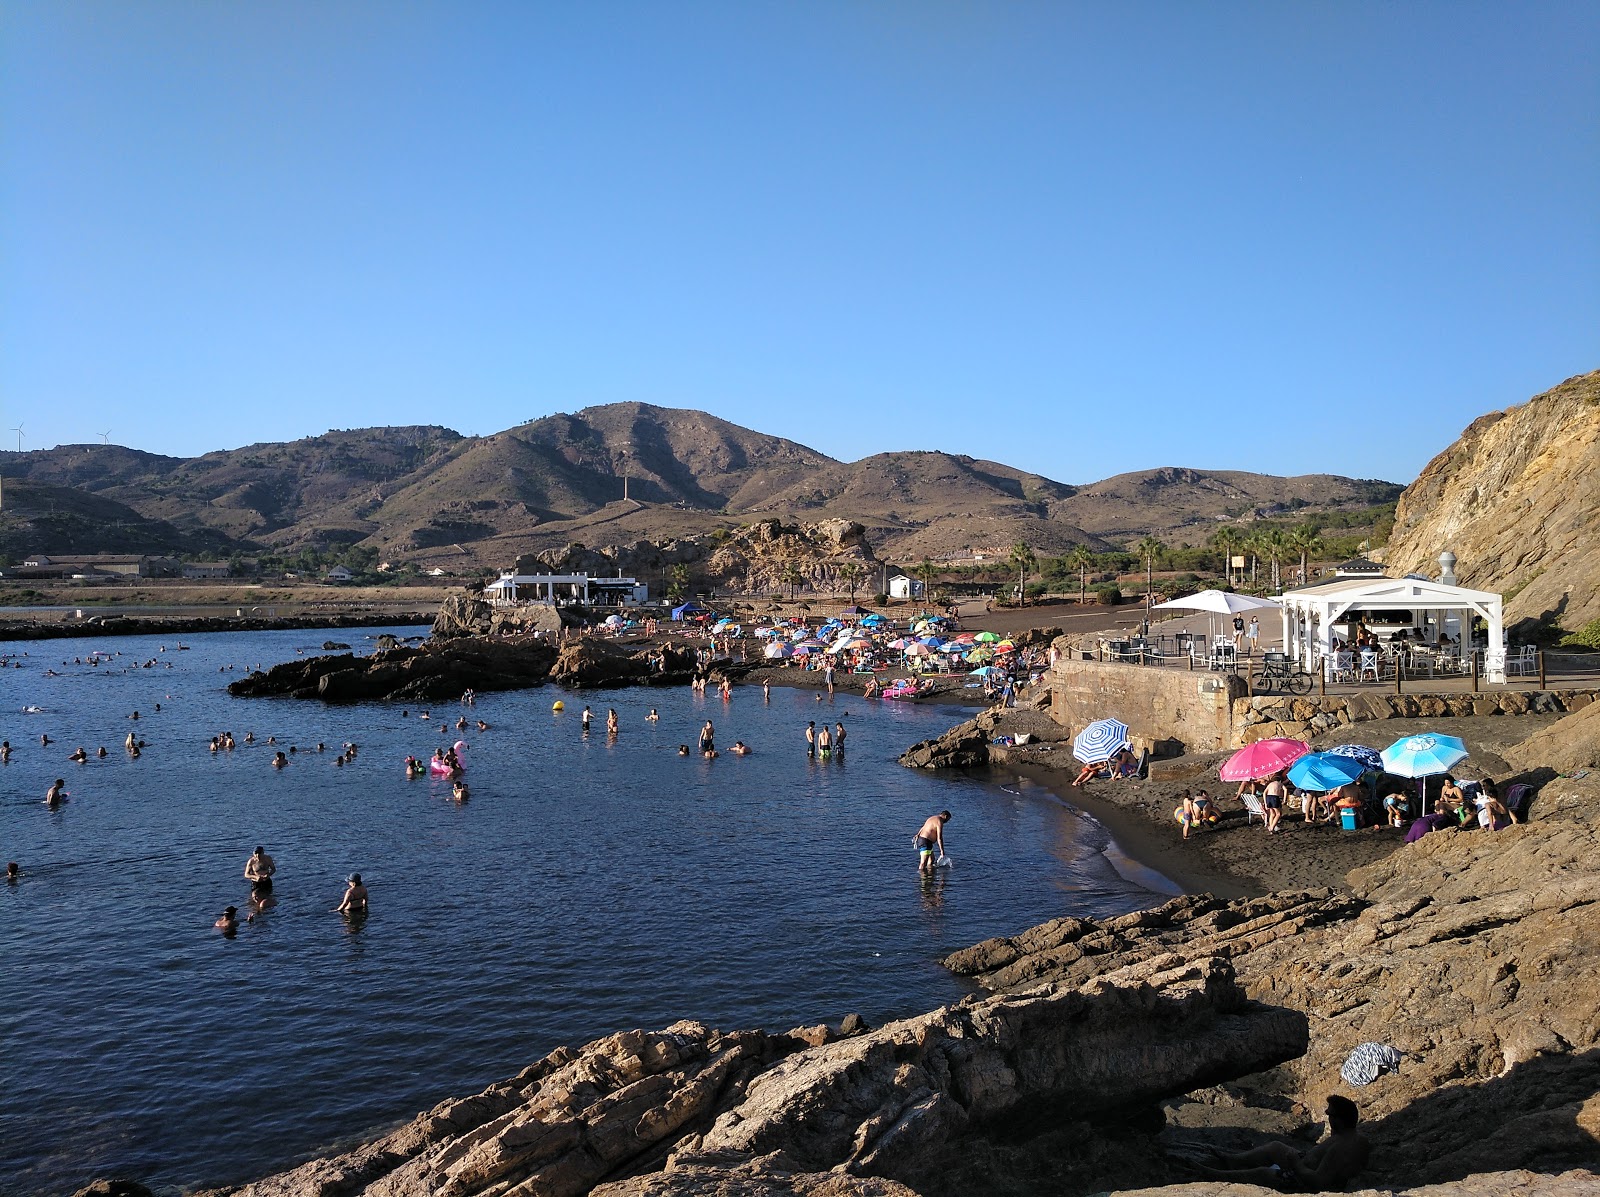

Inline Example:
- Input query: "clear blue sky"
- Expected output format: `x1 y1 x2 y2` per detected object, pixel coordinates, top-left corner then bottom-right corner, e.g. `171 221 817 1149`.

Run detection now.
3 2 1595 485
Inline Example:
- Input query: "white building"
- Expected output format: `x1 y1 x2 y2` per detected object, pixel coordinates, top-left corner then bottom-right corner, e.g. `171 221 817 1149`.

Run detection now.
1277 560 1506 682
888 574 925 600
486 573 648 607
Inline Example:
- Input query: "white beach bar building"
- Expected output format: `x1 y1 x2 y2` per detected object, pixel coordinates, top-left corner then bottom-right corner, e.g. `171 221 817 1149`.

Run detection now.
1278 556 1506 683
485 573 648 607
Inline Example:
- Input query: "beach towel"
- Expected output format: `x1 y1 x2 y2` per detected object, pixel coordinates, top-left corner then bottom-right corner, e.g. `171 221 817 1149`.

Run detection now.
1340 1042 1403 1086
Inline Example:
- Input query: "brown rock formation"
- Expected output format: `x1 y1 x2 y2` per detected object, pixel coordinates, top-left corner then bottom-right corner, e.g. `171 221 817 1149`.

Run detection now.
949 761 1600 1190
1504 697 1600 773
196 960 1303 1197
1385 369 1600 633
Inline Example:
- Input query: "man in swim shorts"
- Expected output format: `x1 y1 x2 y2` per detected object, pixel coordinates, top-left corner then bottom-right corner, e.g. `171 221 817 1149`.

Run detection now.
914 811 951 874
245 846 276 896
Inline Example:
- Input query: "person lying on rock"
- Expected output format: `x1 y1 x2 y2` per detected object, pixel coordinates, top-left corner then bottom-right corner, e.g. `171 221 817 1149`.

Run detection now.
1202 1094 1369 1192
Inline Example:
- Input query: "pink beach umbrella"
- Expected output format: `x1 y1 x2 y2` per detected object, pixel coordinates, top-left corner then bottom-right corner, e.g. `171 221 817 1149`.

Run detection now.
1219 738 1309 782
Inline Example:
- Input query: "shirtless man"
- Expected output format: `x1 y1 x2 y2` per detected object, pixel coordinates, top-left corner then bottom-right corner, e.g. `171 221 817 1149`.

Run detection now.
336 873 368 916
805 721 816 756
833 722 847 755
914 811 951 874
45 779 67 807
1202 1094 1370 1191
215 906 239 933
245 846 277 896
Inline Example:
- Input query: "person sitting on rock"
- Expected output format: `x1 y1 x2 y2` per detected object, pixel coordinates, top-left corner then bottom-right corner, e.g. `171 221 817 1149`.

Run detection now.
1202 1094 1369 1191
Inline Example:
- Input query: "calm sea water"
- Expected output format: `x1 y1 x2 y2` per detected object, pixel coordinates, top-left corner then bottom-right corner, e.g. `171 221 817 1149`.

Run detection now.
0 628 1177 1195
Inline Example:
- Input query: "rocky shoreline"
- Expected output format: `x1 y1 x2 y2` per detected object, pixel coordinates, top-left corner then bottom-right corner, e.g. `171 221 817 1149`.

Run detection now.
0 610 432 643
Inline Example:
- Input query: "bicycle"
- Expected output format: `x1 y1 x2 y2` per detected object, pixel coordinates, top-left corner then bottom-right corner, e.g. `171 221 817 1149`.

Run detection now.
1251 653 1313 695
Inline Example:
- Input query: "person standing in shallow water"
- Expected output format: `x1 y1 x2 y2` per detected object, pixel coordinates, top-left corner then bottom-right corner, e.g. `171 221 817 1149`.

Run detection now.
914 812 950 874
698 720 715 755
336 874 368 916
244 846 276 897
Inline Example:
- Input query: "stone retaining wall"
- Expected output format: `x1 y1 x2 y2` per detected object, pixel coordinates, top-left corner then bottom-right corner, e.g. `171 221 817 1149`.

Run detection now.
1234 687 1598 744
1051 657 1600 751
1049 657 1247 753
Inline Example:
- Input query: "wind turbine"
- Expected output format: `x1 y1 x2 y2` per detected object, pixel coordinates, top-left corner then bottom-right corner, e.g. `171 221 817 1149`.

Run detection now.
99 430 112 446
10 424 22 452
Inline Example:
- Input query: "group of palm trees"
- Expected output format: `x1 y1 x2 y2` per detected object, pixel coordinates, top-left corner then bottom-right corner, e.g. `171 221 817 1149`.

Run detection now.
1003 524 1324 607
1206 525 1323 591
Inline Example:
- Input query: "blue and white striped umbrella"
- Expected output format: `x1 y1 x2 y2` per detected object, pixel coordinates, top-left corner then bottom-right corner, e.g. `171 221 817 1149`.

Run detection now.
1380 734 1468 779
1073 718 1130 765
1326 743 1383 771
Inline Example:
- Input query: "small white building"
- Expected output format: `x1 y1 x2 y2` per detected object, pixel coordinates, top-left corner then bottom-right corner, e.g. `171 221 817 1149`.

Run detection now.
486 573 648 607
888 574 925 600
324 565 355 583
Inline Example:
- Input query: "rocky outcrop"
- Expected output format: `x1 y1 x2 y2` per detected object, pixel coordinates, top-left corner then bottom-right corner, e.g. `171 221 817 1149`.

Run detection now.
550 638 698 689
434 590 574 638
1385 369 1600 633
685 957 1304 1178
1504 697 1600 773
592 1158 919 1196
898 717 990 769
947 760 1600 1190
229 638 560 703
198 958 1303 1197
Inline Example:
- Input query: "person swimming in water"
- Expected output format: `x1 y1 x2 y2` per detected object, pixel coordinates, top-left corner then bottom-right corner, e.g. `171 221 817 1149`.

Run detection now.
677 744 690 756
731 741 751 755
452 781 470 802
215 906 239 933
646 709 659 721
69 747 88 762
45 779 66 807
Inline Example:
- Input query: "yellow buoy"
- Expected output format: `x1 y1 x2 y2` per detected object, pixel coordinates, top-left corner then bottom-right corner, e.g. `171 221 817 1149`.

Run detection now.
552 700 565 711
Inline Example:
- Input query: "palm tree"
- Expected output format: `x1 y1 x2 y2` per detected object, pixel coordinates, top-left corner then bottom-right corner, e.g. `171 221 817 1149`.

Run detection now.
1136 535 1163 604
1244 532 1268 587
918 558 937 601
838 561 863 604
780 562 803 601
1262 528 1289 591
1286 524 1322 587
667 563 690 603
1067 543 1094 606
1008 541 1036 607
1209 527 1242 585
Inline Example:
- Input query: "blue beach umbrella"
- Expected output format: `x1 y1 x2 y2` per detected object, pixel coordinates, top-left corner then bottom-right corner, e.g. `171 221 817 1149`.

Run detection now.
1072 718 1130 765
1381 733 1469 814
1380 734 1468 779
1287 752 1368 793
1326 743 1383 771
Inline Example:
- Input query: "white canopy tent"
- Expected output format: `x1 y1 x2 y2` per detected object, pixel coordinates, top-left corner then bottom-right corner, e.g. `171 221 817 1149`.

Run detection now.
1277 575 1506 682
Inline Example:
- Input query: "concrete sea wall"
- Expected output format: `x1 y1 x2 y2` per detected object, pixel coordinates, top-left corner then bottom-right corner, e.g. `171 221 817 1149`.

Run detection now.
1050 657 1599 750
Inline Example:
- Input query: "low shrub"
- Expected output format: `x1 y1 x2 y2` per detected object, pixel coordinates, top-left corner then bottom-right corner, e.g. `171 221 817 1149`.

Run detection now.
1093 584 1123 606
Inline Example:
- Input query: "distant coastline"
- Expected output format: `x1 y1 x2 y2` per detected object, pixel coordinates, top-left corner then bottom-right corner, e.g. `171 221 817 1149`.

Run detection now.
0 610 433 642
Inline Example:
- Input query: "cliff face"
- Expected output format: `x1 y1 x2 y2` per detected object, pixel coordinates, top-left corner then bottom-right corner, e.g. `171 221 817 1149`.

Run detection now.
1385 370 1600 631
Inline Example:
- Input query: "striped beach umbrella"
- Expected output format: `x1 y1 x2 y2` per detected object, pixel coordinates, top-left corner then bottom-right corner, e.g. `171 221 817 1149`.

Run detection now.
1326 743 1383 771
1073 718 1130 764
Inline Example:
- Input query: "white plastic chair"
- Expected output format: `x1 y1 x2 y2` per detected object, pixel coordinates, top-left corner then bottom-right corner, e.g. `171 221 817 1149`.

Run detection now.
1326 651 1356 684
1506 645 1536 676
1358 650 1381 683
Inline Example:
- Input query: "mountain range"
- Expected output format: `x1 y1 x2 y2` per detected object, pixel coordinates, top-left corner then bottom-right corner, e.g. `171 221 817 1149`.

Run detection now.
0 404 1400 567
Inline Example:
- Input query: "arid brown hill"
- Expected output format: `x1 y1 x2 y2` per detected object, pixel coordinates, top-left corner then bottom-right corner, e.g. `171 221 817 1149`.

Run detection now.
1386 369 1600 635
0 403 1397 568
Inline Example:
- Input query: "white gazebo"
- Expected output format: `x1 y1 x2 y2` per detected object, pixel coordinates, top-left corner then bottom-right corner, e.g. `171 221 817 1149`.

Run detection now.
1278 574 1506 682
